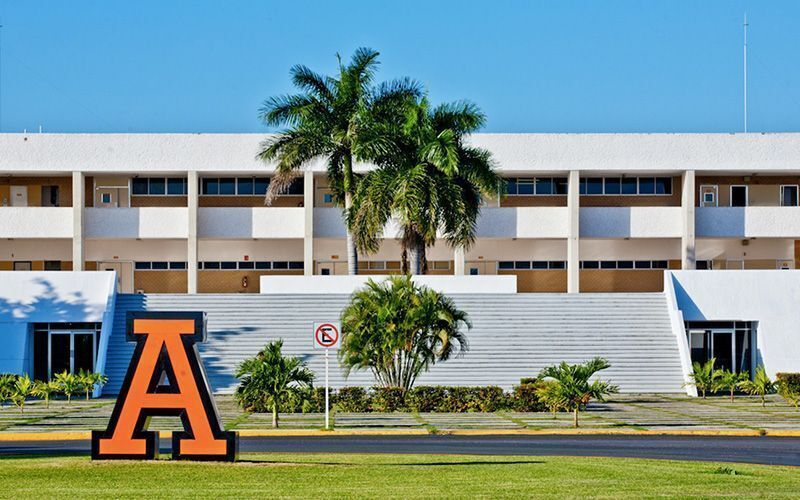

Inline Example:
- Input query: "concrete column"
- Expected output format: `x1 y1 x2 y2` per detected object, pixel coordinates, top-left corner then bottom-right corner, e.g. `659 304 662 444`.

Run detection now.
304 170 314 276
71 171 85 271
454 246 465 275
567 170 580 293
187 171 199 293
681 170 696 270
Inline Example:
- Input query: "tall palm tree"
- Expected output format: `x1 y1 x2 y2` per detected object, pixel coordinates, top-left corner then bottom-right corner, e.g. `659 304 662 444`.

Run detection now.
350 98 501 274
258 48 421 274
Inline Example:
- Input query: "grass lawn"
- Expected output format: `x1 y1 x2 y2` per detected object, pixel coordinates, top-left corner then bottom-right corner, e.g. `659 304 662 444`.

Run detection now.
0 453 798 498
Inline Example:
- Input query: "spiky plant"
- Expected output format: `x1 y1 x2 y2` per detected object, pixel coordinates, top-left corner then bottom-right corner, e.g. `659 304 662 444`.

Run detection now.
258 47 421 275
538 358 619 428
535 380 569 418
77 370 108 400
0 374 16 409
339 276 470 391
32 379 60 409
11 374 33 414
685 358 720 398
713 369 750 403
54 371 80 405
235 340 315 428
350 97 502 274
740 365 775 407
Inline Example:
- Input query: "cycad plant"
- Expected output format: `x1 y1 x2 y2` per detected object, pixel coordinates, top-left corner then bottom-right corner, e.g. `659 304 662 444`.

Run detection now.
11 374 33 413
740 365 775 407
54 371 80 405
32 380 60 409
258 47 421 275
235 340 315 428
339 276 470 391
351 98 501 274
712 370 749 403
538 357 619 428
685 358 719 398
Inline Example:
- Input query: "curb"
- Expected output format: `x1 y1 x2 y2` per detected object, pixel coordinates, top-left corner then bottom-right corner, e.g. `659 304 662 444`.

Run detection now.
2 428 800 442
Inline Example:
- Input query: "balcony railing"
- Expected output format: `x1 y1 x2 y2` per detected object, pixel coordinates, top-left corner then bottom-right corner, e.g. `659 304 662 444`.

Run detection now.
0 207 73 238
198 207 304 239
85 208 188 238
696 207 800 238
580 207 682 238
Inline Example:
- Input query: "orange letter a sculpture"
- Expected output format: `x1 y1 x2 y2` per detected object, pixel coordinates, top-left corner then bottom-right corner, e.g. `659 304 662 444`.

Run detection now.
92 312 237 461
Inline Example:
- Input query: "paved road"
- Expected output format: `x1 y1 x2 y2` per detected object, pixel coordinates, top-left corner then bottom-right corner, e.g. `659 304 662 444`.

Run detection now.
2 435 800 466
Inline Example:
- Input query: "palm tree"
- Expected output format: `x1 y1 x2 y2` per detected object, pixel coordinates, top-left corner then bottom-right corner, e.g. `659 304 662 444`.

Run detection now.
351 98 501 274
0 374 15 409
32 380 60 409
684 358 719 399
713 369 749 403
77 370 108 400
339 276 470 391
258 47 421 275
54 371 80 405
11 374 33 414
740 365 775 407
538 357 619 428
235 340 314 428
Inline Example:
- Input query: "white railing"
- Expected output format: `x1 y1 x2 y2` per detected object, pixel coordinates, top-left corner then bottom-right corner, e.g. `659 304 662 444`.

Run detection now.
199 207 304 239
85 208 188 238
580 207 682 238
696 207 800 238
0 207 73 238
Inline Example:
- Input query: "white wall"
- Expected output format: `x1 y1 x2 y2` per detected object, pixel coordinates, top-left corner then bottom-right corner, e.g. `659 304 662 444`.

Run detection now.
86 208 188 238
199 239 303 261
86 239 187 261
0 239 72 260
696 238 793 262
0 272 116 375
261 275 517 295
580 238 680 260
667 270 800 377
0 208 73 238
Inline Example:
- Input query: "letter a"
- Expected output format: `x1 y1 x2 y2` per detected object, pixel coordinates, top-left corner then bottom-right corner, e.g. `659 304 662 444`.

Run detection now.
92 312 237 461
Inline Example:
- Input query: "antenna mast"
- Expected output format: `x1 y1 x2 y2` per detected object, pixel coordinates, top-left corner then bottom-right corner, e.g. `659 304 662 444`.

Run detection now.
743 14 748 133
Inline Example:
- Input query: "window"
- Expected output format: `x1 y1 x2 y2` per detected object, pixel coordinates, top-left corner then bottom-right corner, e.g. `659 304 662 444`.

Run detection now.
238 261 255 269
655 177 672 195
505 177 568 196
323 193 334 204
44 261 62 271
730 186 748 207
600 261 616 269
202 178 219 195
554 178 569 195
132 177 186 196
576 176 672 196
469 268 479 275
634 261 652 269
586 178 603 195
506 179 517 195
132 178 149 195
638 177 656 195
151 262 168 270
101 193 112 204
148 178 166 195
498 261 514 270
517 179 534 195
604 178 621 195
621 177 638 195
582 261 599 269
255 262 271 270
514 261 531 270
167 178 187 195
219 178 236 195
273 262 288 269
535 178 553 195
201 177 294 196
237 178 254 195
134 262 151 270
220 261 237 270
169 262 187 270
135 261 186 271
254 178 269 195
781 185 798 207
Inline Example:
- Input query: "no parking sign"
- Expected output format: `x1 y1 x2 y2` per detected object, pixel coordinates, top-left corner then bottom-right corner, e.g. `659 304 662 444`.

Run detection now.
313 322 340 349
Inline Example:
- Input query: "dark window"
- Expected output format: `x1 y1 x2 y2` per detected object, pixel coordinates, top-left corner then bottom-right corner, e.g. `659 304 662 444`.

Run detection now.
600 261 616 269
731 186 748 207
586 178 603 195
44 261 61 271
621 177 638 195
167 178 186 195
202 178 219 195
655 177 672 195
582 261 599 269
781 186 798 207
469 268 479 275
169 262 187 270
517 179 534 195
255 261 271 270
579 178 587 195
634 261 651 269
135 262 151 270
149 178 166 195
652 261 669 269
273 261 289 269
289 261 304 270
151 262 168 270
531 261 548 269
604 177 621 195
219 178 236 195
696 260 710 270
535 178 553 195
238 261 255 269
554 178 569 195
254 178 270 195
237 178 254 195
638 177 656 195
617 261 634 269
549 261 566 269
321 268 331 275
286 179 304 195
514 261 531 270
498 261 514 270
132 178 149 195
220 261 237 269
506 178 518 195
204 262 220 269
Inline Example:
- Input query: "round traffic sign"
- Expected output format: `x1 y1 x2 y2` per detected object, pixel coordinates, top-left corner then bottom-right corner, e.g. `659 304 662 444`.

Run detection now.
314 323 339 348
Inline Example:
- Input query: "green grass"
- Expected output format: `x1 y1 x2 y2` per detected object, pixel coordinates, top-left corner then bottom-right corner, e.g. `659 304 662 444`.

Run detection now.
0 453 798 498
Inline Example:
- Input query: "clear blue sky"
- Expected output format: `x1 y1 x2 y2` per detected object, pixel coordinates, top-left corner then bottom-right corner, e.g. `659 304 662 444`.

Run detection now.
1 0 798 133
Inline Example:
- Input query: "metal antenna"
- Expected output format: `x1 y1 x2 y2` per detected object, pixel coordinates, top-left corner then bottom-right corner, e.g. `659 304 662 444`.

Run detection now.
743 14 748 133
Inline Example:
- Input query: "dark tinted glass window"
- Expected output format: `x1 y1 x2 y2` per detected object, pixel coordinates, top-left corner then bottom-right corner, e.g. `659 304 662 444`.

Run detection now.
132 178 149 195
238 261 255 269
219 178 236 195
202 178 219 195
600 261 616 269
554 178 569 195
652 260 669 269
135 262 151 270
237 178 254 195
254 178 269 195
621 177 638 195
639 177 656 194
286 179 304 195
579 178 587 195
586 178 603 195
696 260 710 270
498 261 514 270
149 178 166 195
169 262 187 270
273 261 289 269
582 261 599 269
531 261 548 269
204 261 220 269
506 179 517 195
549 261 566 269
535 178 553 195
167 178 185 195
220 261 236 269
151 261 168 270
617 261 634 269
289 261 304 269
255 261 271 270
634 261 651 269
604 177 621 194
655 177 672 195
514 261 531 270
517 180 534 195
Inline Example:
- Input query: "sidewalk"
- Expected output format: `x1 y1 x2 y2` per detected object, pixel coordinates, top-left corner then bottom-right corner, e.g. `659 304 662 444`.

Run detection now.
1 394 799 437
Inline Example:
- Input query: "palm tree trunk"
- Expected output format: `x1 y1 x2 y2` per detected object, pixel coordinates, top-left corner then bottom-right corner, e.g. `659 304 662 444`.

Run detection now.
573 408 579 428
730 389 734 403
272 403 279 428
343 155 358 275
409 240 425 275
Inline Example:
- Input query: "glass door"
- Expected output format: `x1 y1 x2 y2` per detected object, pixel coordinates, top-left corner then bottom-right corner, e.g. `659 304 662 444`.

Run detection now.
711 330 735 372
48 331 96 379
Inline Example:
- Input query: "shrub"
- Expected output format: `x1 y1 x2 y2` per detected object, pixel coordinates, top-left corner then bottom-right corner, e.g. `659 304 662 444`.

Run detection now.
519 377 538 385
371 387 407 412
11 374 33 413
334 387 371 412
54 371 81 405
776 373 800 409
0 374 17 407
740 365 775 407
513 380 549 412
535 380 568 416
406 386 448 412
32 380 60 409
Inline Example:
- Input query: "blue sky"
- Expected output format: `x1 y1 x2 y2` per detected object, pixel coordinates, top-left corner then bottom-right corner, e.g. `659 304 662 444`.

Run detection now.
1 1 798 133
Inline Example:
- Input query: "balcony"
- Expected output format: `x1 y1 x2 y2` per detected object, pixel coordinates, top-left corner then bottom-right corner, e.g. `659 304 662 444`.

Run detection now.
85 208 188 238
580 207 682 238
0 207 73 238
199 207 304 239
696 207 800 238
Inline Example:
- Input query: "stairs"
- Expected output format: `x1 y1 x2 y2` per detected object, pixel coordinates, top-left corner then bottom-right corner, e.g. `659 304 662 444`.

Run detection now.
104 293 685 395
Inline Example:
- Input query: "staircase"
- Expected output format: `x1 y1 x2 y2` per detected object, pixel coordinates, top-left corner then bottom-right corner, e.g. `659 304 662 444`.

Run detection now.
104 293 685 395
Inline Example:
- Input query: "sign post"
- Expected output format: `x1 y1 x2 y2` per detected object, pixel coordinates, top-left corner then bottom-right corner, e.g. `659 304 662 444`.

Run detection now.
313 322 340 430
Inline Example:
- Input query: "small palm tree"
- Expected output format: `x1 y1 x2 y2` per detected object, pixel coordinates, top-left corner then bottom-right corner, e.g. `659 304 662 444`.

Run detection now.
538 358 619 428
77 370 108 400
339 276 470 391
32 380 60 409
713 370 749 403
0 374 16 409
54 371 80 405
685 358 720 398
740 365 775 407
535 380 568 418
11 374 33 413
235 340 315 428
